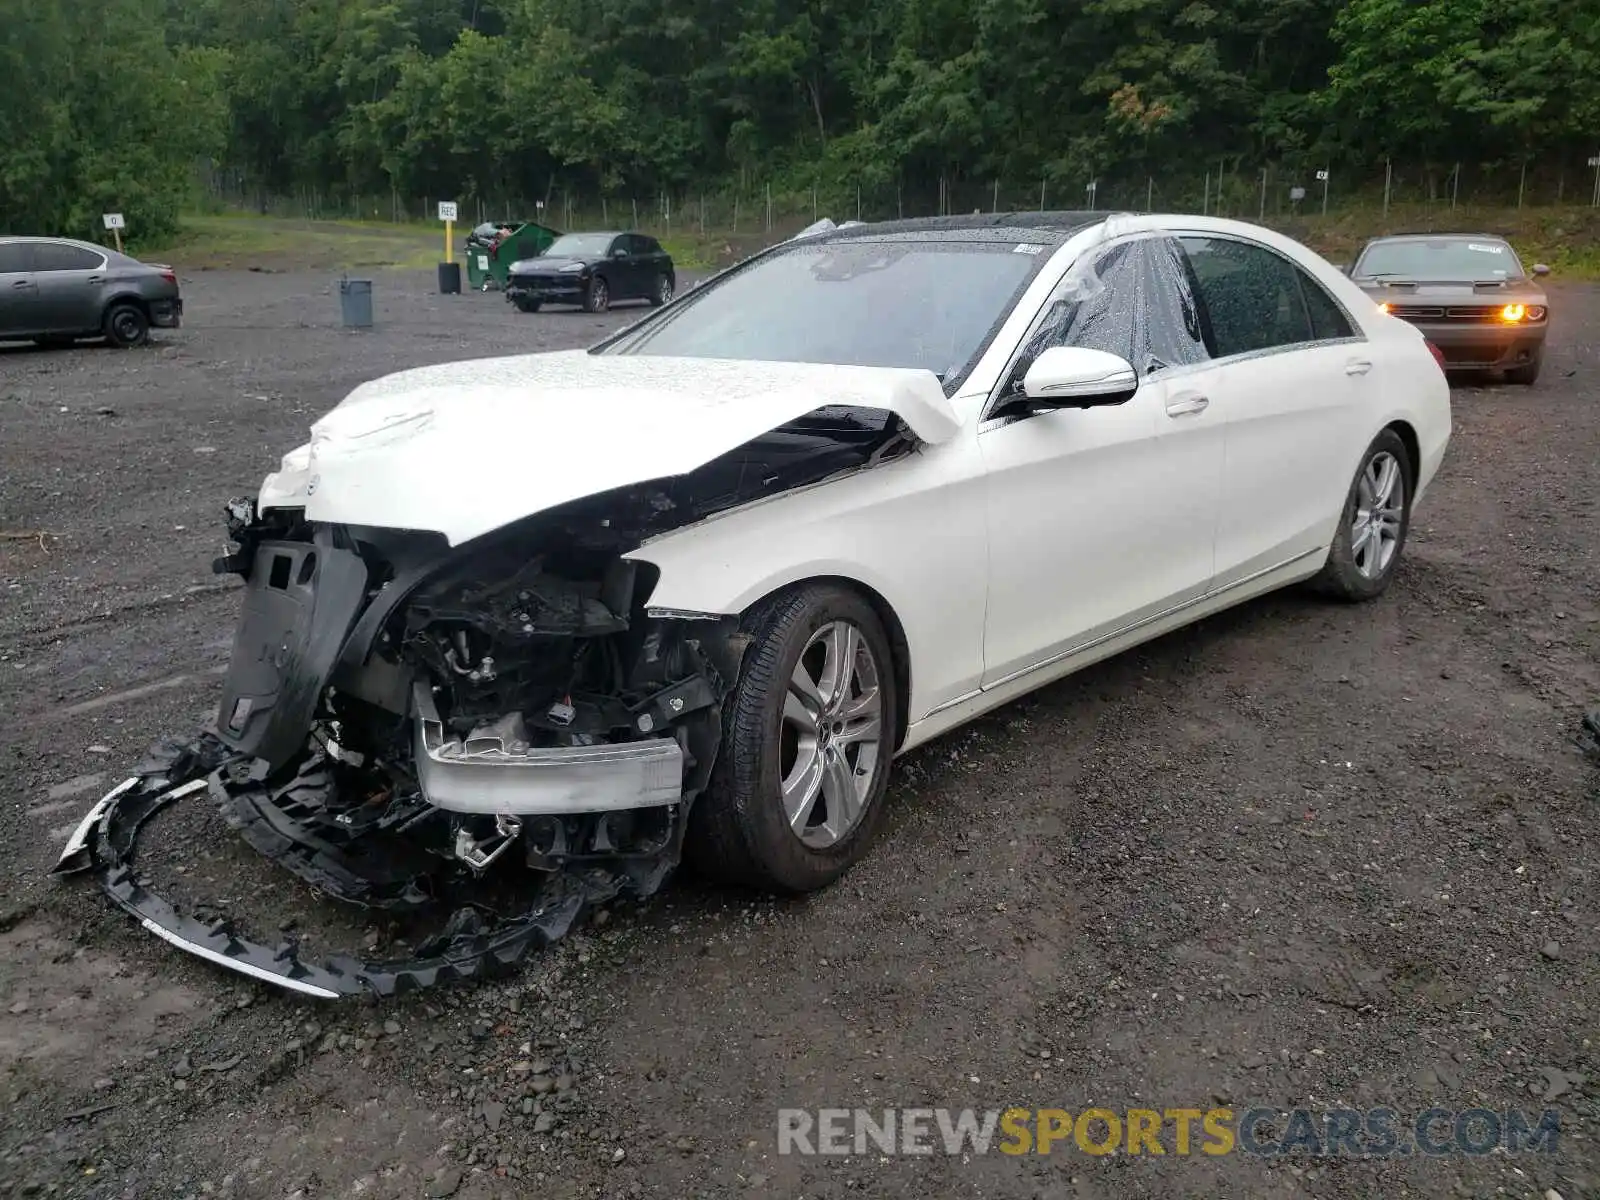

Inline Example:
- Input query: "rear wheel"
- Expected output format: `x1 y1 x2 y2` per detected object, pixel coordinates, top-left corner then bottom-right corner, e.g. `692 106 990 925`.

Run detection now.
688 584 897 893
1309 428 1413 602
103 302 149 348
583 276 610 313
1505 355 1541 386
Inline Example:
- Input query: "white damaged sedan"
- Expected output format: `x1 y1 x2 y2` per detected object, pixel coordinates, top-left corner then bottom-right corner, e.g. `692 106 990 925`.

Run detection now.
57 212 1450 997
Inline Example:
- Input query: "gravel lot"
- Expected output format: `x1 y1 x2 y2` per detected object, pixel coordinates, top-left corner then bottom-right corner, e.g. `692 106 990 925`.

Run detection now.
1 268 1596 1200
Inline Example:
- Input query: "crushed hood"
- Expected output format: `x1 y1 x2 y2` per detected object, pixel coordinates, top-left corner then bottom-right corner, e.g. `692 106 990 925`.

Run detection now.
257 350 959 546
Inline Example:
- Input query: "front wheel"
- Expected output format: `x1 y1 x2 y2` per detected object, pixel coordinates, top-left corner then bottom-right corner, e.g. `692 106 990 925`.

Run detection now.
103 303 149 348
511 296 541 313
1309 428 1414 601
649 274 674 307
688 585 898 893
583 276 610 313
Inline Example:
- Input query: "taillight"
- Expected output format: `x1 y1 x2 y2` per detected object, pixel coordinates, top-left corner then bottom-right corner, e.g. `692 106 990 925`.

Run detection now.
161 270 176 285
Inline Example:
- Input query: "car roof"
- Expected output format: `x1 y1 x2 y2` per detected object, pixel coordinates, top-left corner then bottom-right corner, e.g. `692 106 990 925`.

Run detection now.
0 234 132 261
1361 232 1510 245
813 211 1110 245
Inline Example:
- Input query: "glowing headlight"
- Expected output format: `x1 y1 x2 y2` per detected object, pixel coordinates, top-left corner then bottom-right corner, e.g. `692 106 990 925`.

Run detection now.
1499 303 1526 322
1377 302 1392 314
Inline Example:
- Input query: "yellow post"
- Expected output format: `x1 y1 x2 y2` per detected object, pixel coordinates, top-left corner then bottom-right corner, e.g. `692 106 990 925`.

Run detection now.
444 219 453 264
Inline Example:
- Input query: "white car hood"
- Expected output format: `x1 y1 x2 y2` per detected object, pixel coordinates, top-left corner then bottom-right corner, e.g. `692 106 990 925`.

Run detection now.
257 350 959 546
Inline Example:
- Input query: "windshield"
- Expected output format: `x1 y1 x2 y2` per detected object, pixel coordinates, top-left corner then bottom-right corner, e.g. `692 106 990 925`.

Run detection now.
545 233 615 258
1355 238 1524 281
600 238 1043 380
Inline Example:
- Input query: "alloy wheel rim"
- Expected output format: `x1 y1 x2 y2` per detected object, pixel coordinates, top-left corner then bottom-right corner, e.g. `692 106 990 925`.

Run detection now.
1352 450 1405 579
659 277 673 303
779 620 884 848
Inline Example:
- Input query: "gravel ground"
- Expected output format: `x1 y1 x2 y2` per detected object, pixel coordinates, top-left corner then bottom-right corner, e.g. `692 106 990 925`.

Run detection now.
1 268 1596 1200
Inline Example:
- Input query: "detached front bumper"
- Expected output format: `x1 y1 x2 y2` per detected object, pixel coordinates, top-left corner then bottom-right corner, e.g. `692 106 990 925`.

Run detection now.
1407 320 1546 370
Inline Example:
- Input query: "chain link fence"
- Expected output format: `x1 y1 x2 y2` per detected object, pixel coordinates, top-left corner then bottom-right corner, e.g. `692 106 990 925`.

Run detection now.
200 155 1600 239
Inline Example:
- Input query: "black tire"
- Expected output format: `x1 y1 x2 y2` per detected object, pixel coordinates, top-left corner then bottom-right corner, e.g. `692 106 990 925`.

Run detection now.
512 297 541 313
648 273 674 307
1309 428 1414 602
103 302 149 348
583 275 610 313
687 584 899 893
1505 356 1541 386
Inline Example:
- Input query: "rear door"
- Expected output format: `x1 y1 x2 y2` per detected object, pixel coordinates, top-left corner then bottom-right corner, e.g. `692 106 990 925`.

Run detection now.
0 241 39 335
31 242 109 334
1177 233 1373 589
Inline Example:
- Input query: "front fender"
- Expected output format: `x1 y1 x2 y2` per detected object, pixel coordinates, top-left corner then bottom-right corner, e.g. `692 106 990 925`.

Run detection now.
622 448 989 723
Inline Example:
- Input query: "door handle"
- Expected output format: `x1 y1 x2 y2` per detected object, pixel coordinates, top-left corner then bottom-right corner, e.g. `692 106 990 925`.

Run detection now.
11 279 30 289
1345 358 1373 376
85 276 104 285
1165 395 1210 417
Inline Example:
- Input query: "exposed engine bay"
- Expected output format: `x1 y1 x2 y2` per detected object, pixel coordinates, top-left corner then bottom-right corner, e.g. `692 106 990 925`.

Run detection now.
51 408 916 998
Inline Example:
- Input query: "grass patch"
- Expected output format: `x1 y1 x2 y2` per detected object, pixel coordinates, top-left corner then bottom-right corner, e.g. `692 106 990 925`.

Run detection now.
151 205 1600 279
155 213 440 271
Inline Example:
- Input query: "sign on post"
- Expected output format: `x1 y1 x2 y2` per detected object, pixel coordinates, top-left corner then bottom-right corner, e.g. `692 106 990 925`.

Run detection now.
1315 168 1331 215
438 200 458 264
1289 186 1306 202
102 212 125 252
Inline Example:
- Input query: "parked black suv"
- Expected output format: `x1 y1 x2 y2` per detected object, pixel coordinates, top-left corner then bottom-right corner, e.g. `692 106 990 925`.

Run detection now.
505 231 675 314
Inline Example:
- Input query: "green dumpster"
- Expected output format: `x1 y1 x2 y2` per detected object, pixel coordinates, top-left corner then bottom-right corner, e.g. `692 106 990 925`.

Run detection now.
464 220 561 291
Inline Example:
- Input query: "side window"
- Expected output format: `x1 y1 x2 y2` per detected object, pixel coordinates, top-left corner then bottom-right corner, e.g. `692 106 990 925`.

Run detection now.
1179 236 1313 356
33 243 103 272
638 236 662 256
0 242 35 272
1007 237 1210 388
1299 272 1356 340
607 236 628 257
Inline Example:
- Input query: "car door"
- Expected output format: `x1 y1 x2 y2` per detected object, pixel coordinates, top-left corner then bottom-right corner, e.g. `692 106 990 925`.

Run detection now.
0 241 40 335
977 234 1226 686
602 235 637 298
1177 234 1373 590
31 241 109 334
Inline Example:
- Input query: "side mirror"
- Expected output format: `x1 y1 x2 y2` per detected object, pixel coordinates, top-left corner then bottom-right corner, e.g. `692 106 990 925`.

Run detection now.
1532 263 1551 277
1020 346 1139 408
612 247 629 259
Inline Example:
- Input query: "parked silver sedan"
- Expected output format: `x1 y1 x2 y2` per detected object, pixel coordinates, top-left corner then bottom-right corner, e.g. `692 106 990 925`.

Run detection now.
1347 234 1549 384
0 236 183 348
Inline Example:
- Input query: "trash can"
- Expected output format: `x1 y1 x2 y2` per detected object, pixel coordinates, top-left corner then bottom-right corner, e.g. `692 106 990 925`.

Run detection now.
464 221 562 291
438 261 462 295
339 277 373 328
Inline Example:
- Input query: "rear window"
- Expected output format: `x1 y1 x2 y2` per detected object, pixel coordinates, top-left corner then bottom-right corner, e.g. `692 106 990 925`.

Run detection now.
1354 239 1523 282
33 243 104 271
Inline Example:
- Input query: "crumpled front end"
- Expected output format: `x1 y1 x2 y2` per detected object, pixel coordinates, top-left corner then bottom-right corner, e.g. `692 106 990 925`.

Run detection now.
52 489 750 997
